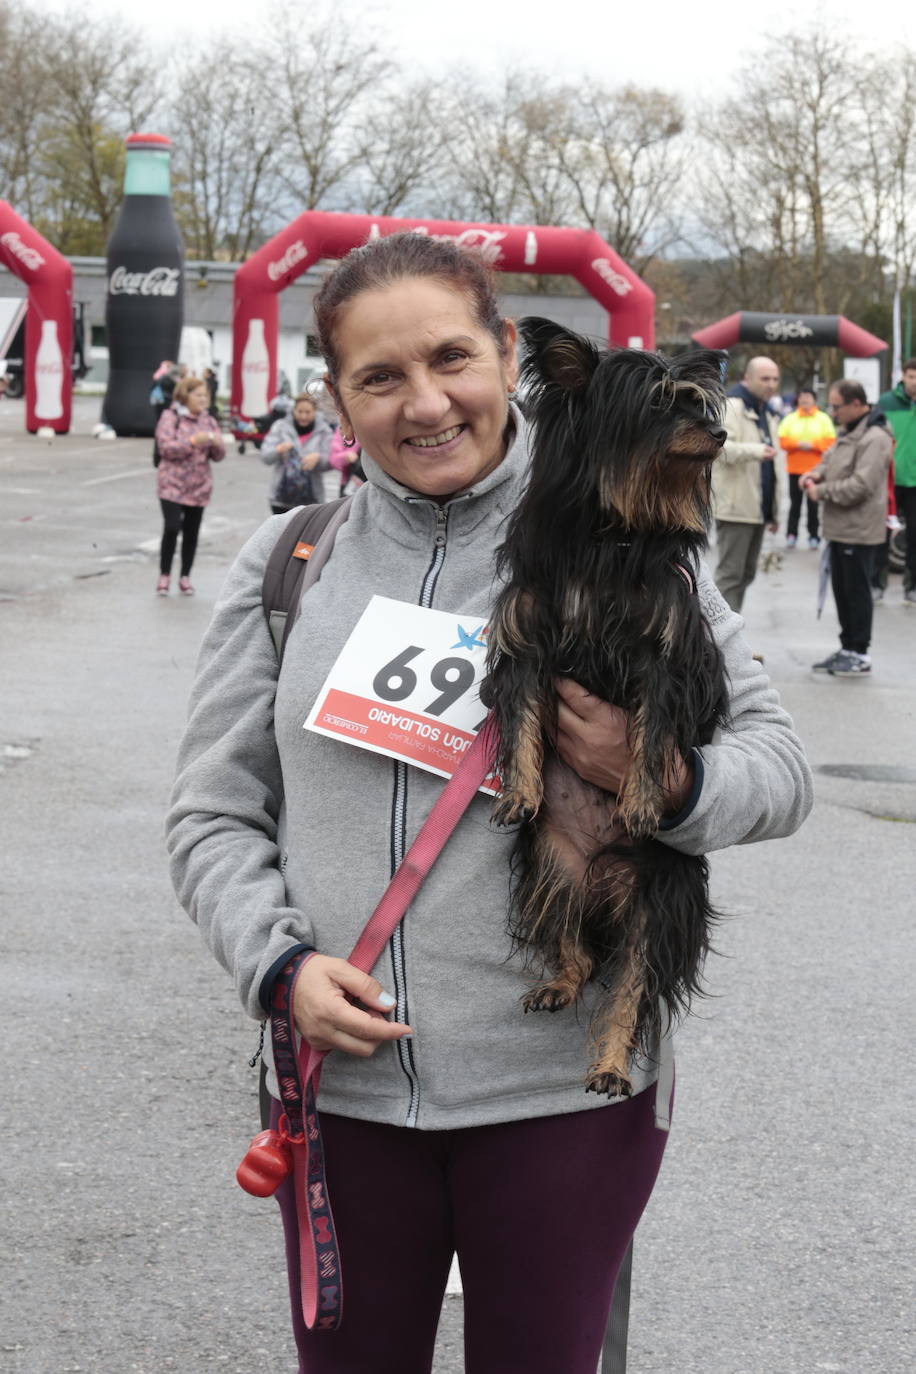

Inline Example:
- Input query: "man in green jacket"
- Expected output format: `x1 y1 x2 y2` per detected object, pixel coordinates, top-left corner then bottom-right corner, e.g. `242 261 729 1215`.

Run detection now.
877 359 916 603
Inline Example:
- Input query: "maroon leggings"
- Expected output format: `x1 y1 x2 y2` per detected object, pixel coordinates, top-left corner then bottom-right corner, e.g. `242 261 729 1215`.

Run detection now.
271 1088 669 1373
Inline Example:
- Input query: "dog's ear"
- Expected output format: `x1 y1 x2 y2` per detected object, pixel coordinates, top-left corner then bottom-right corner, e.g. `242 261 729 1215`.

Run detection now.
668 349 727 414
518 317 600 391
671 349 727 395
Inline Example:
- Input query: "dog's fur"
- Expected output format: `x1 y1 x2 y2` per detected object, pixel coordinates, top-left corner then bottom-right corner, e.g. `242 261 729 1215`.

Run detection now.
480 318 730 1096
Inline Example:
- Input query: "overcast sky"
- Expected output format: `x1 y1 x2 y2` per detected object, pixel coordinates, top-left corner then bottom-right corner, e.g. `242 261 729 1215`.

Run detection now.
43 0 916 97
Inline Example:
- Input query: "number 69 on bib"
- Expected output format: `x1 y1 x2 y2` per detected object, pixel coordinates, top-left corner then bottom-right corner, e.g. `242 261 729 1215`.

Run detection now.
303 595 498 791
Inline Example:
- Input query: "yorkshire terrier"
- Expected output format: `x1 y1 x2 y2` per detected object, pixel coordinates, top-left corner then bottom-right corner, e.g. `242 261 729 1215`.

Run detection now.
481 318 730 1096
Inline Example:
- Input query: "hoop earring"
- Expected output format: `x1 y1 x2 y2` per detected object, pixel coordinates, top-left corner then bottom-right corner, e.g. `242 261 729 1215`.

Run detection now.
343 435 356 448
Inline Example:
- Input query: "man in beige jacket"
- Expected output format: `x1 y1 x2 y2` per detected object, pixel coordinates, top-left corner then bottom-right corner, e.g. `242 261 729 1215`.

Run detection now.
712 357 781 611
804 378 893 675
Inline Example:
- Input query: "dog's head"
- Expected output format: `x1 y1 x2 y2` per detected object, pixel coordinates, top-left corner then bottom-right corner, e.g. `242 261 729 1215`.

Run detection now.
518 317 727 533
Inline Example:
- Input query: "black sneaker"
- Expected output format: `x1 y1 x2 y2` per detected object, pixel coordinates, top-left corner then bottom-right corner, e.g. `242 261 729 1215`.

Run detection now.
812 649 845 672
829 651 871 675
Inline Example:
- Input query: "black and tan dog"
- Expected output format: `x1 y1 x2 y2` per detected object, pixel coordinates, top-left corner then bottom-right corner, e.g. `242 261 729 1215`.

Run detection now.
481 318 730 1096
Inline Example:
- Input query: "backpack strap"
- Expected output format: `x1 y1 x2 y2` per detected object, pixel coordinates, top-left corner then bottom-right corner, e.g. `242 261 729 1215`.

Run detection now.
262 497 353 660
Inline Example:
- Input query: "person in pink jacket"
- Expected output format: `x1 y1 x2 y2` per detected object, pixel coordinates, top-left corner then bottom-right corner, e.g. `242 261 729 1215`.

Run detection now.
154 375 225 596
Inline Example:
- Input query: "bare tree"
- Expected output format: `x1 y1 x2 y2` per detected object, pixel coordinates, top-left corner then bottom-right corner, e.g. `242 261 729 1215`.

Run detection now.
696 30 865 316
39 11 162 244
0 4 56 222
844 54 916 315
351 82 452 217
267 4 386 213
171 40 285 259
436 73 687 274
434 73 538 224
557 83 689 271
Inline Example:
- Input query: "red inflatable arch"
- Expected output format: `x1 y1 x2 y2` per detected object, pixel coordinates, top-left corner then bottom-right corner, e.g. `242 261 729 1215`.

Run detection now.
232 211 655 419
0 202 73 433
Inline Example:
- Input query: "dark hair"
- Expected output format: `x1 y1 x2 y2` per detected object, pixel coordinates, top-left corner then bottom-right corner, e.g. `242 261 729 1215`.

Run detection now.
903 358 916 373
796 386 816 402
830 378 867 406
313 231 510 385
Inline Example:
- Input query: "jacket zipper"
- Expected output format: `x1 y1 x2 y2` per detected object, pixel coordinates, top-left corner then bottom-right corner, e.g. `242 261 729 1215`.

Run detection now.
389 502 450 1127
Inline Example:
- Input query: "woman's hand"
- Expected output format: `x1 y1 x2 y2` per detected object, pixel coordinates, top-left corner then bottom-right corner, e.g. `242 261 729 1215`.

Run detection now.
275 440 295 456
192 432 211 447
301 449 321 470
292 954 412 1056
555 678 694 816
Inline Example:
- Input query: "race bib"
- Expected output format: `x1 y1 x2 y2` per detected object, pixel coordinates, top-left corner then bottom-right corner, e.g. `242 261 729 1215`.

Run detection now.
304 596 497 791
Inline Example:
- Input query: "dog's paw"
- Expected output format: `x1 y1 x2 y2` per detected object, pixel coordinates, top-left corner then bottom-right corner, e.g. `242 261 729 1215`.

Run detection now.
523 985 573 1013
585 1068 634 1098
491 791 537 827
616 796 662 840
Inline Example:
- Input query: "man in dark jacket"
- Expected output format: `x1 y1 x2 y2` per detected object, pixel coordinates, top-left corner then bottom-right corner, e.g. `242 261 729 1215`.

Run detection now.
805 379 893 675
877 359 916 603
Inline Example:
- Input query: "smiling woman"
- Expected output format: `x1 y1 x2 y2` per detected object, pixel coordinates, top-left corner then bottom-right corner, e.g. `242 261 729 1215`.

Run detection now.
327 279 517 496
314 235 518 498
166 231 813 1374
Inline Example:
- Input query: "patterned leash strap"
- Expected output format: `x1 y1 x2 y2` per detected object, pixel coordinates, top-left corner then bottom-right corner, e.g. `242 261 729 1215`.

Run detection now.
270 716 499 1332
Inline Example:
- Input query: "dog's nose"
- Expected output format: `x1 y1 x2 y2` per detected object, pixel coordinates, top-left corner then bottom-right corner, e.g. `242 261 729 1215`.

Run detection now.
709 426 727 445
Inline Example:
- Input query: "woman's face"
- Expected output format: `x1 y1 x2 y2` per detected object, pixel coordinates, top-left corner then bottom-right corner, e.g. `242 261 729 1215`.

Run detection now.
187 384 208 415
293 398 316 427
330 277 518 498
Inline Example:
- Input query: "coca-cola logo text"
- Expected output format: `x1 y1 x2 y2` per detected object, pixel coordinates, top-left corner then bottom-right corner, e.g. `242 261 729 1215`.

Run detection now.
410 226 507 265
763 318 815 341
109 266 181 297
591 259 633 296
268 240 308 281
1 231 45 272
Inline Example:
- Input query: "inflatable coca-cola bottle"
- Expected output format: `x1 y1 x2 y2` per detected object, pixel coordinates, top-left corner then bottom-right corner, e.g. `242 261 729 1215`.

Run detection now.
102 133 184 436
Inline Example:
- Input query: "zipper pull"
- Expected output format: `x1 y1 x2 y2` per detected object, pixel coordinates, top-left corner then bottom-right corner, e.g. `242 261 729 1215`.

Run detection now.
248 1020 266 1068
434 505 448 548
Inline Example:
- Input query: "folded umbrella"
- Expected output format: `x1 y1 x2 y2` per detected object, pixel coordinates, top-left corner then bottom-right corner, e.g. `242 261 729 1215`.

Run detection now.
816 541 831 618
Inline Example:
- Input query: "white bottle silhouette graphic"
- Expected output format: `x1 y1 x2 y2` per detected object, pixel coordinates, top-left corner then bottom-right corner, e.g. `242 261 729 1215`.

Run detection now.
240 318 270 417
34 319 64 420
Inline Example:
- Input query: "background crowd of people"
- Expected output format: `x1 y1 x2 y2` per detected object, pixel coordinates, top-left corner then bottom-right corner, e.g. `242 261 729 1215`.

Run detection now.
711 355 909 677
149 362 365 594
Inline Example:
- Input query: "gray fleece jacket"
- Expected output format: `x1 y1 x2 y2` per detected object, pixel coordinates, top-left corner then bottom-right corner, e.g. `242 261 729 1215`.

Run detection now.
259 412 333 504
167 424 813 1130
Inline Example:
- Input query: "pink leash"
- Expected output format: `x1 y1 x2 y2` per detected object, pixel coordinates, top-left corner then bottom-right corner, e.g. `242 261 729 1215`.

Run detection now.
275 716 499 1330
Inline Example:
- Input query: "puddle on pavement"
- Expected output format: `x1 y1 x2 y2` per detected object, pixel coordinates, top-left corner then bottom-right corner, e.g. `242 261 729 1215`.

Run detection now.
817 763 916 784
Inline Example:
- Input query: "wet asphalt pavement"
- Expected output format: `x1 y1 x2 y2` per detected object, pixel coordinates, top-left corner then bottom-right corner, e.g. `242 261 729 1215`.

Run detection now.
1 398 914 1373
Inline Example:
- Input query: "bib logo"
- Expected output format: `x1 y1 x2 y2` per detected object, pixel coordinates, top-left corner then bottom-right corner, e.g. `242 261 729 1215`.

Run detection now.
268 239 308 281
591 259 633 296
763 318 815 341
109 266 181 297
1 231 45 272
